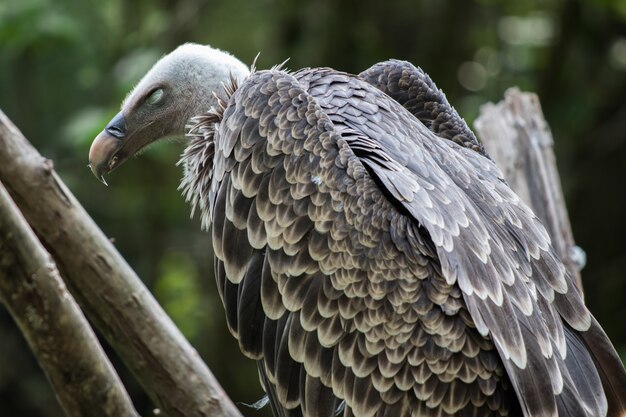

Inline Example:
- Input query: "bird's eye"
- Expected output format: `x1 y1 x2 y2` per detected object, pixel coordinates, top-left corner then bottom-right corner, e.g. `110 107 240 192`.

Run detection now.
145 88 164 106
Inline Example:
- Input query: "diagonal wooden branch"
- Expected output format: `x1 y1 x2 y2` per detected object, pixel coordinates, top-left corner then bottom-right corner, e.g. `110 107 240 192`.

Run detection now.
474 88 584 293
0 181 139 417
0 109 243 417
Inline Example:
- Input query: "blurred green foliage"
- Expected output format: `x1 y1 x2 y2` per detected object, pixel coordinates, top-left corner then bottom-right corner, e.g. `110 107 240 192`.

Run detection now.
1 0 625 415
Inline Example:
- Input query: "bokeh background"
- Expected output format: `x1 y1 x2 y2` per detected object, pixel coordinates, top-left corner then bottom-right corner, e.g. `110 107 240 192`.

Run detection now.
1 0 625 415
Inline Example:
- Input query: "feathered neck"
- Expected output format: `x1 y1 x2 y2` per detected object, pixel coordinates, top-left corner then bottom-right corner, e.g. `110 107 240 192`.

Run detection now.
178 75 240 230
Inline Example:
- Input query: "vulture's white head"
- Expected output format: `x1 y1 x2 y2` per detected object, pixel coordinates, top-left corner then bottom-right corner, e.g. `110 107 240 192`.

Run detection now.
88 43 249 184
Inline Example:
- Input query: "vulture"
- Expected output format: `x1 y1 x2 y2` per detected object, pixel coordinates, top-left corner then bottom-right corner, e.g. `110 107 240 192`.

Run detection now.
89 43 626 417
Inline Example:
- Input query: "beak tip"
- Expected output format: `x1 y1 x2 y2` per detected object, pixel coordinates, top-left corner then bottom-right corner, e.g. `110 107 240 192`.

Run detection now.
87 161 108 186
89 128 124 186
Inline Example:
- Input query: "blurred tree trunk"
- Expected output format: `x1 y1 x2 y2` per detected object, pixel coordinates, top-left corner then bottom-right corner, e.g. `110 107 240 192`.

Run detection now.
0 109 243 417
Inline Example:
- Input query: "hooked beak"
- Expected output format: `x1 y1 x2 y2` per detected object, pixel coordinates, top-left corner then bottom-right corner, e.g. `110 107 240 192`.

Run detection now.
88 111 127 185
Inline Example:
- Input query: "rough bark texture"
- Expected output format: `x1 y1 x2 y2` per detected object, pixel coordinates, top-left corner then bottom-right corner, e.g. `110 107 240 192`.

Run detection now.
0 181 139 417
474 88 584 293
0 109 243 417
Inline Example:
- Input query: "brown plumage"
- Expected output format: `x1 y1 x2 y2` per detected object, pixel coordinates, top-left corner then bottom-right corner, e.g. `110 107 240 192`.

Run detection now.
90 45 626 417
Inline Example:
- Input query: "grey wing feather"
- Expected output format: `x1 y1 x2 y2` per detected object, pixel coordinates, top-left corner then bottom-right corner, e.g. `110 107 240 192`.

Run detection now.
295 68 623 416
359 59 488 157
191 71 365 417
181 67 626 417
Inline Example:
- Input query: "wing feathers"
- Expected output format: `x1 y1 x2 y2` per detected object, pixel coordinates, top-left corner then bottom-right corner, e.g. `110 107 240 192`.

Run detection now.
576 317 626 417
237 250 266 357
184 67 626 417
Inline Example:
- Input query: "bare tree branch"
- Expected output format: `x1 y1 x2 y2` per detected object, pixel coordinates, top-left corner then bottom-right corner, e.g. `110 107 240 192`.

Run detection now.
0 109 243 417
474 88 584 293
0 181 139 417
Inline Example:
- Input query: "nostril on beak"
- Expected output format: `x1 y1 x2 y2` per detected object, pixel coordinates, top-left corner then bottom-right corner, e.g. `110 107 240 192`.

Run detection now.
104 112 127 139
106 125 126 138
